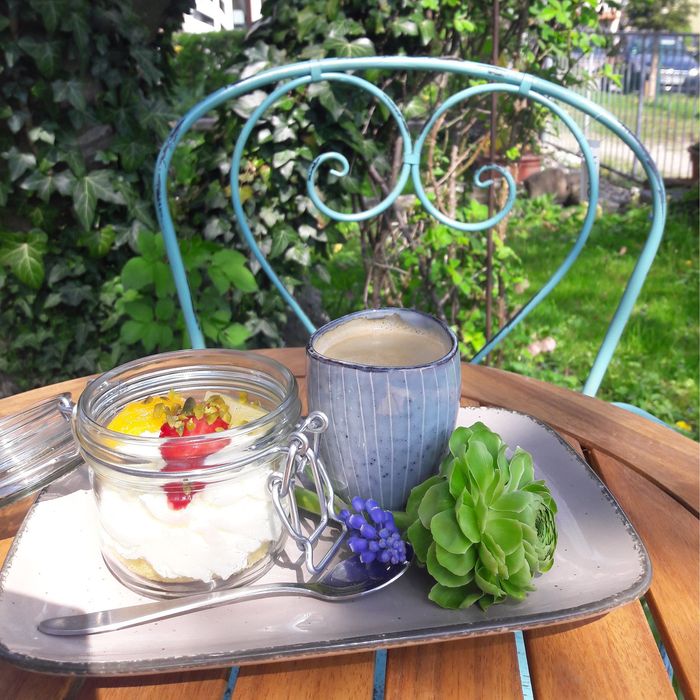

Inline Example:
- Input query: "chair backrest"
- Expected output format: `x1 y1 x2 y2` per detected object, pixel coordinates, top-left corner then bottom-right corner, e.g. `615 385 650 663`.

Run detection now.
154 56 666 398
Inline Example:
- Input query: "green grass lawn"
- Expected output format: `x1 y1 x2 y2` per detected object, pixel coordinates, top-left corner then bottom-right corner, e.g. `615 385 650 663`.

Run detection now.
499 195 699 438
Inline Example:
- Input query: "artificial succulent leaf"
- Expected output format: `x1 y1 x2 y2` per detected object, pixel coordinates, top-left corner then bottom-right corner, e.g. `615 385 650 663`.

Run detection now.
429 582 475 609
535 506 557 572
496 443 510 477
478 540 500 576
482 531 508 577
510 507 537 527
508 561 536 589
457 486 475 508
469 423 503 461
538 555 555 573
406 474 443 521
417 481 455 529
521 521 539 543
447 459 468 500
465 439 494 494
431 508 472 554
477 594 499 611
458 587 485 609
505 543 526 574
500 577 528 600
435 542 477 576
407 518 433 564
474 492 488 531
426 543 474 587
484 464 506 505
524 481 558 513
507 448 535 490
486 517 525 555
448 426 472 458
455 496 480 543
522 539 539 572
438 453 453 477
492 490 532 513
474 562 506 597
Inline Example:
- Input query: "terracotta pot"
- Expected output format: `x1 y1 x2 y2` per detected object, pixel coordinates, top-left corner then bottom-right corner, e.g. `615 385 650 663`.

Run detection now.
475 153 542 185
515 153 542 183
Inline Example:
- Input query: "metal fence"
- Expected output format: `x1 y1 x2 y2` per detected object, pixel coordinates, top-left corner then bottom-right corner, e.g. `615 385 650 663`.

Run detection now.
547 32 700 182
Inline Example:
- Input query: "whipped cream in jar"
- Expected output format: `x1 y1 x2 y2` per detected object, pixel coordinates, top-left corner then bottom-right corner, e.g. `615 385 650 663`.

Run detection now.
72 349 301 598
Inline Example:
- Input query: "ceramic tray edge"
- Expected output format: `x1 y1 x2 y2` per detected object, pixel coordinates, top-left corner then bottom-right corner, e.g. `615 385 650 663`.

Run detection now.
0 407 653 676
0 586 646 677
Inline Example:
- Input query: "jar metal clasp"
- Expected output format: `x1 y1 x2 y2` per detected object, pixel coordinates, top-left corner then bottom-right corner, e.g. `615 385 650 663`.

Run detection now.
268 411 346 575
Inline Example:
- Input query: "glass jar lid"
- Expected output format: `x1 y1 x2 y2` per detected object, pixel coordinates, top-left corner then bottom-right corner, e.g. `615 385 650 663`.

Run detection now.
0 393 82 508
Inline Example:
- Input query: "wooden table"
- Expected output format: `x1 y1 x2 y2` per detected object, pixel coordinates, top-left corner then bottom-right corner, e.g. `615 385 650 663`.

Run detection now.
1 348 698 700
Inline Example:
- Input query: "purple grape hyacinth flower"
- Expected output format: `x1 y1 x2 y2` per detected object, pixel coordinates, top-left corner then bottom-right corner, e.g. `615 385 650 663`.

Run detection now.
338 497 408 566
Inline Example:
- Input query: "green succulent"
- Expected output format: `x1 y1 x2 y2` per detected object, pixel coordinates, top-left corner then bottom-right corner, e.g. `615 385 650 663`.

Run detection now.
404 422 558 611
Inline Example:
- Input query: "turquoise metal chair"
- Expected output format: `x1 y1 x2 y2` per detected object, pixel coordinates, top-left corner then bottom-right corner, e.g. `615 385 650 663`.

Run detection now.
154 56 666 402
153 55 669 700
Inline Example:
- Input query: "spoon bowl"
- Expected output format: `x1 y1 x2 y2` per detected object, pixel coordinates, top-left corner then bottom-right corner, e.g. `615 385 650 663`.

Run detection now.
38 548 412 637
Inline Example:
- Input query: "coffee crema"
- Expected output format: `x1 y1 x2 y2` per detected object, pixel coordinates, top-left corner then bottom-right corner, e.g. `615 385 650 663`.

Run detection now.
313 313 451 367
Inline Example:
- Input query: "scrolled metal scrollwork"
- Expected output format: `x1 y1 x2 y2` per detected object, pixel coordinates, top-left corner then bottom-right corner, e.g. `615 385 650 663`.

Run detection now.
227 67 600 339
154 57 665 395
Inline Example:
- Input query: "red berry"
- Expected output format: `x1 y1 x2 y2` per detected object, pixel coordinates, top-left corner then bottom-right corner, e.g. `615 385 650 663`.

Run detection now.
163 480 205 510
158 398 231 509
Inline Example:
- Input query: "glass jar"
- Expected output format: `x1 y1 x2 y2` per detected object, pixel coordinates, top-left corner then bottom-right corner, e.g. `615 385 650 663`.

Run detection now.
72 349 301 599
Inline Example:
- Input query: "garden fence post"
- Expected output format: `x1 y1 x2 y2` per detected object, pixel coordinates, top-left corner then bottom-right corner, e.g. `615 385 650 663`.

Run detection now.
631 37 649 179
580 139 600 203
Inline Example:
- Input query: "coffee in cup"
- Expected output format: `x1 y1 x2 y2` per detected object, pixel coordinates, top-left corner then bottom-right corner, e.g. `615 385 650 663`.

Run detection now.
306 308 460 511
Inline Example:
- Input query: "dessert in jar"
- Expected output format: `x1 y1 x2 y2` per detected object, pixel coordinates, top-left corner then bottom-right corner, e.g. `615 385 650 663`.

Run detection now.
72 350 301 598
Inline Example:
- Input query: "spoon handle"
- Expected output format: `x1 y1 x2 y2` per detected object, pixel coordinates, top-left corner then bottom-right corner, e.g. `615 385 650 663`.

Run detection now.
38 583 313 636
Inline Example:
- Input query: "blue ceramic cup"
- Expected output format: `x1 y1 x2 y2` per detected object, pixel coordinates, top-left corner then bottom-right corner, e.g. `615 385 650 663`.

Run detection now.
306 308 461 511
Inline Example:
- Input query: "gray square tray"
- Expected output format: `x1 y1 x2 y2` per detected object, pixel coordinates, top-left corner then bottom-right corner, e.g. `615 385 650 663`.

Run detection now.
0 407 651 675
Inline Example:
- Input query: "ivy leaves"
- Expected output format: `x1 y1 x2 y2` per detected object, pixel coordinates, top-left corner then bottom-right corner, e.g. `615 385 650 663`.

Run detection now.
0 231 48 288
72 170 126 230
0 0 191 392
323 36 375 58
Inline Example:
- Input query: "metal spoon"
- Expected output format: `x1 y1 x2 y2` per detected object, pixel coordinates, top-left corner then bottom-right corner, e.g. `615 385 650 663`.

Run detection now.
38 552 412 636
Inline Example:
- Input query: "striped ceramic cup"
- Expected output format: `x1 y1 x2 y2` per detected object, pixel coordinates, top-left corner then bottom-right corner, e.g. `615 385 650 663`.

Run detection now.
306 308 461 511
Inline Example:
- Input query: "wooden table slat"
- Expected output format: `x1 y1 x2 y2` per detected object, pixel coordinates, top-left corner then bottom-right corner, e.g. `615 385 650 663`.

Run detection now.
591 448 700 700
77 670 231 700
233 653 375 700
526 602 674 699
385 636 522 700
0 660 74 700
524 433 674 699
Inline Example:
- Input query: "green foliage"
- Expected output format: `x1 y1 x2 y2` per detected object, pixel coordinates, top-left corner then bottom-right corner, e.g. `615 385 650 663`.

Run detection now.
0 0 187 388
402 422 558 610
116 230 259 352
151 33 347 349
249 0 606 348
0 0 613 393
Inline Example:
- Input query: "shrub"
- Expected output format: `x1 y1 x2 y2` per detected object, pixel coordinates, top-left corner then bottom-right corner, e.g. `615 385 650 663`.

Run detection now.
0 0 187 389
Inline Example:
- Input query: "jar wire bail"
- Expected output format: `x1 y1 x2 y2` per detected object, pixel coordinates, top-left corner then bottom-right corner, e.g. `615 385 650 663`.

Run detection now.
268 411 347 575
